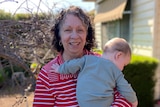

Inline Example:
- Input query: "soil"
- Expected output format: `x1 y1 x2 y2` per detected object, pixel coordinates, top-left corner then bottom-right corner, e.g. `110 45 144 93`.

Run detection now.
0 92 34 107
0 84 35 107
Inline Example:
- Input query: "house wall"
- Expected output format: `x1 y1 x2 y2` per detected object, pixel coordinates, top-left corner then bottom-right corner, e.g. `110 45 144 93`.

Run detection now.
95 23 102 49
131 0 155 57
153 0 160 60
153 0 160 101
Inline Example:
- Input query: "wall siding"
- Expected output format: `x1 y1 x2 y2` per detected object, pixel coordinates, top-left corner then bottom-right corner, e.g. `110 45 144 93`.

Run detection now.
132 0 155 57
95 23 102 49
153 0 160 100
153 0 160 59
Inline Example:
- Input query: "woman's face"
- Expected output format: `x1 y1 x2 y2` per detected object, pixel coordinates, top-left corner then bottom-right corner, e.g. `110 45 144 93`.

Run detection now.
59 14 87 59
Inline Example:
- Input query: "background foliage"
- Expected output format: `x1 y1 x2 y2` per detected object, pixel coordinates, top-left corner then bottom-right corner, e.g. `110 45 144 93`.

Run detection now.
124 55 159 107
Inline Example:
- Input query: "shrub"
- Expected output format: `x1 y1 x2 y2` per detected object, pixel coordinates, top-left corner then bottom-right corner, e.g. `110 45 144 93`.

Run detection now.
14 13 32 20
0 70 4 87
92 48 102 55
0 9 12 20
123 54 159 107
4 66 26 78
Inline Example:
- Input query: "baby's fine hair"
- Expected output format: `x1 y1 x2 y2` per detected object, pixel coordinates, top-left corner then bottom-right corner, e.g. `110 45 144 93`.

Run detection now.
103 37 131 55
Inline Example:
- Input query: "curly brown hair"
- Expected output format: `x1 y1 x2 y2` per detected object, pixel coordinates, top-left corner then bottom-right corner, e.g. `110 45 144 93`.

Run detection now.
51 6 96 52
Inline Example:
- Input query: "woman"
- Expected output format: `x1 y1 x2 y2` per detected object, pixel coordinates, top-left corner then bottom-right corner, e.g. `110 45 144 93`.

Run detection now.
33 6 131 107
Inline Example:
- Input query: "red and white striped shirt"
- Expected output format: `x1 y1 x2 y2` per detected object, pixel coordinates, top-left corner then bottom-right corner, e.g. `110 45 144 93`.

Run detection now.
111 89 132 107
33 51 132 107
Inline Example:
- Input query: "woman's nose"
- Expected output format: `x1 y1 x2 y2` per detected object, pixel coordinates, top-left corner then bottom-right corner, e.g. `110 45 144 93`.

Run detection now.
71 30 78 38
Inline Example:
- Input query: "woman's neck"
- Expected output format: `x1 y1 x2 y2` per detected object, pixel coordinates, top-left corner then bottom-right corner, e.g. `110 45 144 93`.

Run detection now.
62 51 84 61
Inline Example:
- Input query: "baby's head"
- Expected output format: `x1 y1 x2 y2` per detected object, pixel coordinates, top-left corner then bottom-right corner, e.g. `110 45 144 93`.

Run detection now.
103 37 131 71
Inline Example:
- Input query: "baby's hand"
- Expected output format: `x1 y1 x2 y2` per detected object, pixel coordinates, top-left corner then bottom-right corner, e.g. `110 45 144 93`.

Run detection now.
50 63 60 73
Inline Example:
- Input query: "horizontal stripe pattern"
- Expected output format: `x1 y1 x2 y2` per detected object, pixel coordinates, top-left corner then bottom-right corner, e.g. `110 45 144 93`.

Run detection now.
111 89 132 107
33 56 79 107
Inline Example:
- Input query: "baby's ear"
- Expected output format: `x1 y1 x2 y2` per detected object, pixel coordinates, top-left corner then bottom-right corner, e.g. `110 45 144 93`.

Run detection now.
115 51 123 60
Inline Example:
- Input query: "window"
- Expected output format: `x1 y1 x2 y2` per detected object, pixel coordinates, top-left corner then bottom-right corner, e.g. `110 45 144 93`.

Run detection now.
101 0 131 47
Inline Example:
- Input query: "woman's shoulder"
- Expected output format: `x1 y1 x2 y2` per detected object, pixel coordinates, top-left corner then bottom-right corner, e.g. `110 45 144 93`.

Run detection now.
42 55 61 71
86 50 101 57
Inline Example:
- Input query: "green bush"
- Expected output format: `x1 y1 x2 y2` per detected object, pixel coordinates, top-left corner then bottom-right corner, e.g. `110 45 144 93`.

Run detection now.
14 13 51 20
4 66 25 78
0 9 50 20
0 70 4 85
92 48 102 55
14 13 32 20
0 9 12 20
123 54 159 107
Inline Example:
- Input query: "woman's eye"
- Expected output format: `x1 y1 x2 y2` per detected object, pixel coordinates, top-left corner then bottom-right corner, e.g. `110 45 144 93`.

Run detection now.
77 29 84 32
65 29 71 32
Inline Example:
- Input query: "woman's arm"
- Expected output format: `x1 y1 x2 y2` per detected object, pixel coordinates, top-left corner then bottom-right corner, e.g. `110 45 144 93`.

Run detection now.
33 68 55 107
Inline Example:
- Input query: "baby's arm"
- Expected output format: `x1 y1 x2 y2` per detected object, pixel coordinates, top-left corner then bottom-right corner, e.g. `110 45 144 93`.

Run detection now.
115 69 138 106
52 56 86 74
